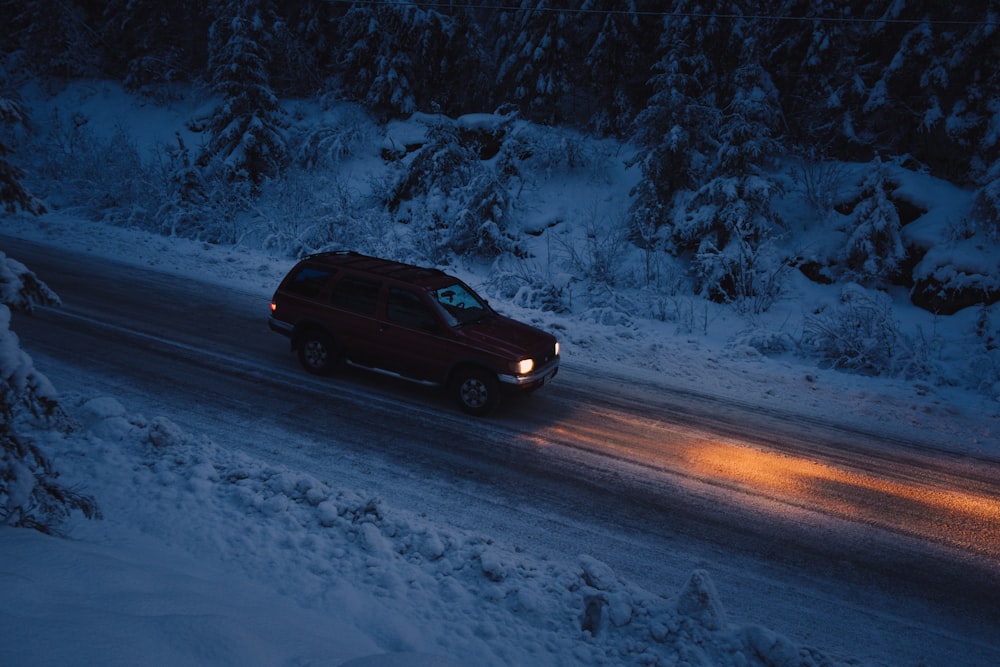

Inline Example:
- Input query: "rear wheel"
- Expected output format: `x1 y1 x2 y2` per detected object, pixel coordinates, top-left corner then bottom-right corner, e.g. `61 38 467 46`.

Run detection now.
297 329 338 376
453 367 499 416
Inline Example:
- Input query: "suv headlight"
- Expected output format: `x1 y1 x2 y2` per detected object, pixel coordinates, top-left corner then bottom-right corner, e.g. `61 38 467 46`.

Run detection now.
515 358 535 375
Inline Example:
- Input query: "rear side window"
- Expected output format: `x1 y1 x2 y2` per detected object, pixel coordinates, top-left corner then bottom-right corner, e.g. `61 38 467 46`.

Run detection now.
286 265 335 298
332 275 381 315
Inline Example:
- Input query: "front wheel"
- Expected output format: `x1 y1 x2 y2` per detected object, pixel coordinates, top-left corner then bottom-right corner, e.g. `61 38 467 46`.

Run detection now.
297 329 338 376
453 367 499 416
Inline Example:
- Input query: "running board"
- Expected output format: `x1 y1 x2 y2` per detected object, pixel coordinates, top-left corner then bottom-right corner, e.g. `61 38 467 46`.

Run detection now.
345 360 441 387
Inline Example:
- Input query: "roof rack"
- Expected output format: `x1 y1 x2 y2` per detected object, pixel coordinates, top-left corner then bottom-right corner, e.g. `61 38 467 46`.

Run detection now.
305 250 446 283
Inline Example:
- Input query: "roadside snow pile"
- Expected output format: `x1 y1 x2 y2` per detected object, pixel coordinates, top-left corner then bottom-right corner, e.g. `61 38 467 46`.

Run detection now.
4 393 838 667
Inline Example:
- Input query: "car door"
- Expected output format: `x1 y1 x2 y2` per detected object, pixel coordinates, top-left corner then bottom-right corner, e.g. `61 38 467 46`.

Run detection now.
374 286 456 383
328 274 383 366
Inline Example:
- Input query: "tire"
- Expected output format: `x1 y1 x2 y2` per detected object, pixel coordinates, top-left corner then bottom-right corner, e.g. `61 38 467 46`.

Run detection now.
453 367 499 416
297 329 338 376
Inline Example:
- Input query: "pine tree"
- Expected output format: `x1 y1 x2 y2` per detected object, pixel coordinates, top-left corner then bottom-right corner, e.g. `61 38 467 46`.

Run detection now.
100 0 211 92
0 84 45 215
2 0 102 78
580 0 658 135
628 9 717 244
201 0 288 186
631 20 788 308
685 46 786 307
841 156 906 283
336 3 415 115
336 3 484 117
1 256 100 535
767 0 864 155
493 0 575 124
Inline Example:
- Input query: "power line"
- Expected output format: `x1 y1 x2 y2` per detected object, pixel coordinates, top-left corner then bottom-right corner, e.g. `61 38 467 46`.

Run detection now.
328 0 1000 28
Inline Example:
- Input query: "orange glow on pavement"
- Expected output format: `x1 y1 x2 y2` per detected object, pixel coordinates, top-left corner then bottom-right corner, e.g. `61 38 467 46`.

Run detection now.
529 410 1000 560
690 444 1000 553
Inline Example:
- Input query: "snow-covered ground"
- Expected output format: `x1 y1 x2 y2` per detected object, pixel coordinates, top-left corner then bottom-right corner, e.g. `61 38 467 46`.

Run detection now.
2 82 999 666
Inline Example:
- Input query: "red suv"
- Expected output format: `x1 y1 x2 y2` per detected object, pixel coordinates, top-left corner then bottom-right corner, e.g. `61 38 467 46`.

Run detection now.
269 251 559 415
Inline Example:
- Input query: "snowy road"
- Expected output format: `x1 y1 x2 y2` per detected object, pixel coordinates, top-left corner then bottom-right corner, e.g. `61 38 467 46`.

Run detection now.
6 235 1000 666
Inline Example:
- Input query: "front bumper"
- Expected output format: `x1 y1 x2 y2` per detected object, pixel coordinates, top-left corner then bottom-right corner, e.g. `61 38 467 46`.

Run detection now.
498 357 560 389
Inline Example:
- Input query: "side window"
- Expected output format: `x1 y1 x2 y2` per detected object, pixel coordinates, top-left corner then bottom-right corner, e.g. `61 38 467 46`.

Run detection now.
386 288 437 330
331 275 381 315
286 266 335 298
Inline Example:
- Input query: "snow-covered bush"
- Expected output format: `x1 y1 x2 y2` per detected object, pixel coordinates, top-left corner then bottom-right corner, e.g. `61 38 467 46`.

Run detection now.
802 284 919 376
791 158 846 223
30 109 157 224
291 104 376 169
256 169 352 255
556 215 629 288
389 118 522 260
487 256 571 314
1 253 99 534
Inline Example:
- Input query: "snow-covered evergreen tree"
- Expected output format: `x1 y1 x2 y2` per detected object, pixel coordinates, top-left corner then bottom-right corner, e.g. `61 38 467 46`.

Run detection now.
493 0 575 124
336 2 484 117
157 133 209 237
1 253 100 535
100 0 211 92
841 156 906 284
336 3 416 116
2 0 102 78
857 4 1000 182
201 0 288 186
581 0 657 136
0 83 44 215
632 25 787 309
628 9 717 243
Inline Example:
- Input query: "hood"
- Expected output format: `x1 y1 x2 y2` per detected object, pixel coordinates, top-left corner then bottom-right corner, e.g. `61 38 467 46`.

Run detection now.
456 314 556 360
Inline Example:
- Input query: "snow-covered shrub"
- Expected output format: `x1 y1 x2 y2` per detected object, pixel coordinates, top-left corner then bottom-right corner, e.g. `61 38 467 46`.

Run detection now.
791 158 846 222
730 327 798 357
803 284 909 375
0 251 60 312
693 214 790 315
257 169 353 256
556 213 630 288
487 256 572 314
31 110 157 224
389 119 522 260
516 123 599 176
196 165 256 245
291 104 376 169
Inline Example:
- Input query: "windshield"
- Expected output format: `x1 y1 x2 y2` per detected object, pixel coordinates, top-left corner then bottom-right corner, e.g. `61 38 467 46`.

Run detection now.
433 283 492 326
